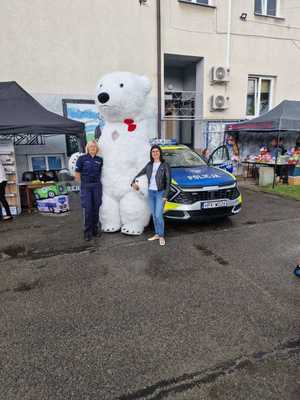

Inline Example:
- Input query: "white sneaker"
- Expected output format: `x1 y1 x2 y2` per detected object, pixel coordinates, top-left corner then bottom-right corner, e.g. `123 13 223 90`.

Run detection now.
159 237 166 246
148 234 159 241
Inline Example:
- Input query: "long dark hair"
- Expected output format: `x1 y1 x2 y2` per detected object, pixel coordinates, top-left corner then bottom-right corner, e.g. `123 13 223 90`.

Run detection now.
150 144 164 163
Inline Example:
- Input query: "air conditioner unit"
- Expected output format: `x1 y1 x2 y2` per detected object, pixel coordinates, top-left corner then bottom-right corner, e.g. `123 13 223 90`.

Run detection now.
211 66 230 83
210 95 229 111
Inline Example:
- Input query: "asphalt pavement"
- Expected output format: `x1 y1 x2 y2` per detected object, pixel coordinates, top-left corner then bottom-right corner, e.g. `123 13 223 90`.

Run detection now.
0 188 299 400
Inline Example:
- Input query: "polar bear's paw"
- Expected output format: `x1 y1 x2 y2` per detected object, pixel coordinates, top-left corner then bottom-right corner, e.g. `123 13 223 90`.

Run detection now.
102 224 121 233
121 225 143 236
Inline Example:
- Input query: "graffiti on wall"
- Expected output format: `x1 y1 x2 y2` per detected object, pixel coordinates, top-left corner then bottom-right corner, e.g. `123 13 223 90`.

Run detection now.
62 99 105 155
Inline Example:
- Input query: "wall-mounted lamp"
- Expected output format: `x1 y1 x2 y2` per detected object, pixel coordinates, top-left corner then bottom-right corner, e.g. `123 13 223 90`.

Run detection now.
240 13 247 21
139 0 148 5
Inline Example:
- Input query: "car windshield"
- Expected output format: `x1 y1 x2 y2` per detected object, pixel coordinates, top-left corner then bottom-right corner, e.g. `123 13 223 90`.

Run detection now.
162 148 207 168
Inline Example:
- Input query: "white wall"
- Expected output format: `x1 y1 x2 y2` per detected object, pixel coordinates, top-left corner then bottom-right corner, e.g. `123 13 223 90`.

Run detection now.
2 0 300 150
0 0 158 97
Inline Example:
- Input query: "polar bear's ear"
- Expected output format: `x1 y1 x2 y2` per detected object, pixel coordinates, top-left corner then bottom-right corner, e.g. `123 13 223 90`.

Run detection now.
139 76 152 95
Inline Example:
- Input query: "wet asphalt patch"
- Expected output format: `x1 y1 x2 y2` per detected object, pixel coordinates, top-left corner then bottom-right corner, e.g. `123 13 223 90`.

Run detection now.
0 244 96 262
194 244 229 266
13 278 41 293
145 254 197 280
0 278 42 296
0 244 27 258
116 337 300 400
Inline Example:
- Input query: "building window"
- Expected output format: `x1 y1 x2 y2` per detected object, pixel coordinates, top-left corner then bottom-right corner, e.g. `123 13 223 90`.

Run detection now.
246 76 274 117
29 155 63 171
255 0 278 17
179 0 211 6
189 0 209 4
48 156 63 170
31 156 47 171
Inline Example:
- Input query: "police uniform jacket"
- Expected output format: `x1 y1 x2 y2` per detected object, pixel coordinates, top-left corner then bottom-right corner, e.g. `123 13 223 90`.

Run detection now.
75 154 103 184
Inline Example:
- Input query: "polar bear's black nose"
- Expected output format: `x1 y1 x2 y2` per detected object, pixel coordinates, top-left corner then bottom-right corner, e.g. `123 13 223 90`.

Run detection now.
98 92 110 104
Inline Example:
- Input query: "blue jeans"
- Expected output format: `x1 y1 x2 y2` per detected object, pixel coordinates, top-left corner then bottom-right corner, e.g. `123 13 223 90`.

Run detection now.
148 190 165 237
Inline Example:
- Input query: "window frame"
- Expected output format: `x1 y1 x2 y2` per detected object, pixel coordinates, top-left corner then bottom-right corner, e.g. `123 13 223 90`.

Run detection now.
178 0 216 9
28 154 65 172
254 0 281 18
246 75 275 118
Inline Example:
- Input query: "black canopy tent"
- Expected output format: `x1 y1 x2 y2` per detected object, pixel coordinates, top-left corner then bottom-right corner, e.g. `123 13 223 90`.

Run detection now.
0 81 86 149
225 100 300 188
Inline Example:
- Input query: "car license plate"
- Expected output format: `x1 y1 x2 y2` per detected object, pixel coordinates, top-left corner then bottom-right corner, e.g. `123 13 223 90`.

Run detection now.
202 200 227 209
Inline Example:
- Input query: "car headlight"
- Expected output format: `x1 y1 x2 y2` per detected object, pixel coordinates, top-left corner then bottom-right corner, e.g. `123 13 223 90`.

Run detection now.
228 183 240 200
168 184 180 201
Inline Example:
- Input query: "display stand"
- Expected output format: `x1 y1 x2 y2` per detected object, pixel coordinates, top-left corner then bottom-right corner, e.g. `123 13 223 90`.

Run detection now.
0 140 21 215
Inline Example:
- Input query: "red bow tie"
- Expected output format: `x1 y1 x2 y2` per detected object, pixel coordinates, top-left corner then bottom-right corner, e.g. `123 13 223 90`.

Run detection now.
124 118 137 132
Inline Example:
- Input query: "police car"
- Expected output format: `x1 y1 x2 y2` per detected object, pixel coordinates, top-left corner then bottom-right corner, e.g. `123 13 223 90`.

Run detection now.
156 141 242 220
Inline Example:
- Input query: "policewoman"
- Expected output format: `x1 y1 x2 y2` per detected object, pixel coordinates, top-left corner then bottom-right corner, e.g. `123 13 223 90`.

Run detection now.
75 140 103 241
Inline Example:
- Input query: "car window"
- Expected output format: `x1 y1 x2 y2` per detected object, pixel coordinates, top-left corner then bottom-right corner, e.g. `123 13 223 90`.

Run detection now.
210 146 229 164
162 148 206 168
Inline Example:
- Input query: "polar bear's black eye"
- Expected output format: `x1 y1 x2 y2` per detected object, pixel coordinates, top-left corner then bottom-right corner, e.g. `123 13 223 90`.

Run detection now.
99 84 103 88
120 83 124 88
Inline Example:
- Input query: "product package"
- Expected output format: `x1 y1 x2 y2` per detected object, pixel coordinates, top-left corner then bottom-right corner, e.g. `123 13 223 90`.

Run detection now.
36 195 69 214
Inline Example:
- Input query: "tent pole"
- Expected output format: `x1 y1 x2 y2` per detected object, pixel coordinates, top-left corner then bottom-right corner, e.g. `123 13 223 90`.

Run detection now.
79 135 87 152
272 132 280 189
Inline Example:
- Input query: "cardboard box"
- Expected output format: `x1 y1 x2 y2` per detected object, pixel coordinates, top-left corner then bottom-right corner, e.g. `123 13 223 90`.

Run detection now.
1 206 17 216
288 176 300 186
290 165 300 177
36 195 69 213
259 166 274 186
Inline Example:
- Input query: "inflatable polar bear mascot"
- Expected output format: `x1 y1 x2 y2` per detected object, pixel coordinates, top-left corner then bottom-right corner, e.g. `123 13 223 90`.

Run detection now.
69 72 152 234
96 71 153 235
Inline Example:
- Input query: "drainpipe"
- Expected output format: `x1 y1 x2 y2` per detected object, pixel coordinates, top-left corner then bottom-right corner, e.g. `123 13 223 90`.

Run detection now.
156 0 162 138
226 0 232 69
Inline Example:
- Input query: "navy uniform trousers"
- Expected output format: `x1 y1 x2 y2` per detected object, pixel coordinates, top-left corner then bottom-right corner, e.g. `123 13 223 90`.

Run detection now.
80 181 102 236
75 153 103 238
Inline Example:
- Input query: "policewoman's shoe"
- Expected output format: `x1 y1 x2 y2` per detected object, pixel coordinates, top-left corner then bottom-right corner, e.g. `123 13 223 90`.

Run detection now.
294 265 300 278
84 233 92 242
93 230 102 238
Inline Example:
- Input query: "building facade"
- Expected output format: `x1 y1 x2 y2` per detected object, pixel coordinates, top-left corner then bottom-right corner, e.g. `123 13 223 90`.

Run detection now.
162 0 300 149
1 0 300 166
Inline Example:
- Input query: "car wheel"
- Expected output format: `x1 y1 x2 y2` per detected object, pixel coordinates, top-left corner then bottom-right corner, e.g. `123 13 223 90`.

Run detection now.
294 265 300 278
48 191 55 198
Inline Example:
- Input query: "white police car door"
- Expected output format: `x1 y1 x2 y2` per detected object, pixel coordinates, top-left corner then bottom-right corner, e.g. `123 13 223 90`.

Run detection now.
208 145 233 173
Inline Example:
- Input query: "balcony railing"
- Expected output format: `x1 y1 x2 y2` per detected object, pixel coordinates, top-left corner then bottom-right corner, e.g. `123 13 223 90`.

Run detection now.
164 91 202 120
